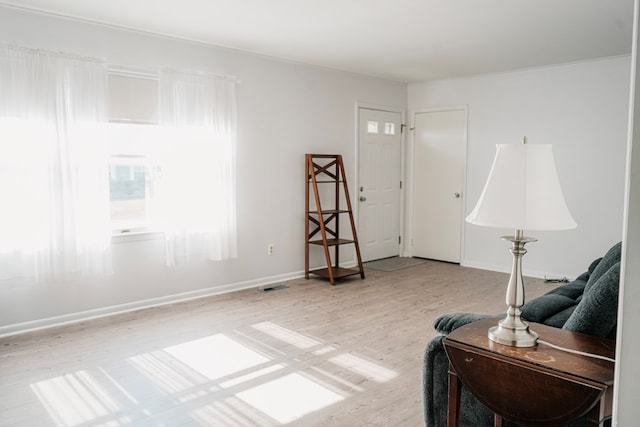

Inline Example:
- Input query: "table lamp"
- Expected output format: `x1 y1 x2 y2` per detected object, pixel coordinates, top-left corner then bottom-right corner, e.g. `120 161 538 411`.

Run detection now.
465 138 576 347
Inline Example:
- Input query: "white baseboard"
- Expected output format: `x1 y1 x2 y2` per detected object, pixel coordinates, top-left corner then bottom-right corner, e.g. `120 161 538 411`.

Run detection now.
0 270 306 338
460 260 573 281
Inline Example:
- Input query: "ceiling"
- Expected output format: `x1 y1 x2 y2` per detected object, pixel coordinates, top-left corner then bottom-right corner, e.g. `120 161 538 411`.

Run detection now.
0 0 634 82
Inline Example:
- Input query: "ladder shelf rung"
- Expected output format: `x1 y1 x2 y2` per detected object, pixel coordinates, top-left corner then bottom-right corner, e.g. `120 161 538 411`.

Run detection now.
308 267 362 280
308 210 350 215
309 238 355 246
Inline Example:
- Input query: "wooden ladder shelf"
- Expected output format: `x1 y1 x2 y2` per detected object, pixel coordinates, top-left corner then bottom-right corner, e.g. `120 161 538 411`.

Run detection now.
305 154 365 285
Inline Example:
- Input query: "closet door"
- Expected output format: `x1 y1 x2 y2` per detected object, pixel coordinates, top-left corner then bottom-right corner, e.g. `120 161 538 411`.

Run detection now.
412 108 466 263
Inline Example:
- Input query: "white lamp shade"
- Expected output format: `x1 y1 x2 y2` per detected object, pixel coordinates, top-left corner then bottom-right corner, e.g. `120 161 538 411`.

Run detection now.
466 143 577 231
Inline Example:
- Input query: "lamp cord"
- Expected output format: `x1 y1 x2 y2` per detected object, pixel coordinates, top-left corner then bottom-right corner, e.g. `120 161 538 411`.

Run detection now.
537 339 615 363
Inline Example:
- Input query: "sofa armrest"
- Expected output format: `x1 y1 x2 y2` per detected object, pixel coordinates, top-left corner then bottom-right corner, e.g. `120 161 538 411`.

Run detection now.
433 313 495 335
423 335 447 426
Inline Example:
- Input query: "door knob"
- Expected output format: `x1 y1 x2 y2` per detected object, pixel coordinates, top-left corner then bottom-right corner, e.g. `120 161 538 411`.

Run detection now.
453 193 461 198
359 196 367 201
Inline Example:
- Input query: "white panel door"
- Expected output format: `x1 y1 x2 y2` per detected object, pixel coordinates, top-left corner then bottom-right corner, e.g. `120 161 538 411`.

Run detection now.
358 108 402 262
412 109 466 263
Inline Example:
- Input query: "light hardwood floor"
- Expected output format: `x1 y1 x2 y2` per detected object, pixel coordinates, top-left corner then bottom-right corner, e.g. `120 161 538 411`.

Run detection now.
0 260 554 427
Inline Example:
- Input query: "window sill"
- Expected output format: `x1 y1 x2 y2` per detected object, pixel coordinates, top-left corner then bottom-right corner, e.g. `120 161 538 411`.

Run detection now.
111 229 164 244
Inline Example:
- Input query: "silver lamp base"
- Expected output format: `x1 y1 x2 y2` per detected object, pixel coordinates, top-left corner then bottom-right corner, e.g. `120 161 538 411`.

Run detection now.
489 316 539 347
488 230 539 347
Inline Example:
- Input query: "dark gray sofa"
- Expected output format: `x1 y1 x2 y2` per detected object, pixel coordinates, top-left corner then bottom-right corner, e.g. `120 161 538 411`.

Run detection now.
423 241 622 427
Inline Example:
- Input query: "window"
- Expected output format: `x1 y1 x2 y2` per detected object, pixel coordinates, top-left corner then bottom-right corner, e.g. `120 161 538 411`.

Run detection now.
106 122 163 232
1 48 237 279
107 72 159 233
109 156 152 230
106 67 238 263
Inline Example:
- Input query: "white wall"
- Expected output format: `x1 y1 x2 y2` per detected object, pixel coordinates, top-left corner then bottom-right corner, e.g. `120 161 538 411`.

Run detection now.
408 58 631 279
0 7 406 334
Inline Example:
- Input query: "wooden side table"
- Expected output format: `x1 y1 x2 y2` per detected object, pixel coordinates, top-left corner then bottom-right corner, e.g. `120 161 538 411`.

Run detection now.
444 318 615 426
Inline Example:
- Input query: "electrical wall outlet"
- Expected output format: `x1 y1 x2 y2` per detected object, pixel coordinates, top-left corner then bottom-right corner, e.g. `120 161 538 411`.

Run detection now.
267 243 275 256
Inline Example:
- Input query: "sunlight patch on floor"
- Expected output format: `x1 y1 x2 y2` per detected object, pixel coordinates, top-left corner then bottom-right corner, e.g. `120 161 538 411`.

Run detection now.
189 397 275 427
309 366 365 392
235 373 345 424
30 370 133 427
251 321 321 349
219 364 285 389
312 345 337 355
29 325 399 426
164 334 270 381
128 351 201 393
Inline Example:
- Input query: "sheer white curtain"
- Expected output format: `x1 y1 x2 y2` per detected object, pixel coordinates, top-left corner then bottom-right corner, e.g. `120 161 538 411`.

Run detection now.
157 68 238 266
0 44 112 280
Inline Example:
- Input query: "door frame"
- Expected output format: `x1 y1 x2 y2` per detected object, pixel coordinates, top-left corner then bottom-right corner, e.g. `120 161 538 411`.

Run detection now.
354 102 408 257
408 105 469 262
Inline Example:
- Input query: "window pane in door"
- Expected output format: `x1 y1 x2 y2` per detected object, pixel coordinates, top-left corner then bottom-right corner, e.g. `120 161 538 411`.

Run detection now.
384 122 395 135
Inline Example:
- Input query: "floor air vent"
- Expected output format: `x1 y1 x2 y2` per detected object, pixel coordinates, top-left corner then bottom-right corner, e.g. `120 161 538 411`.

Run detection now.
259 284 289 292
